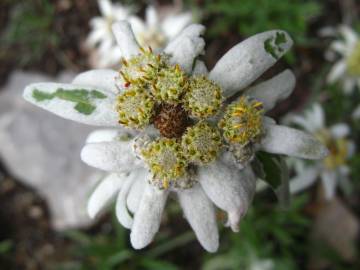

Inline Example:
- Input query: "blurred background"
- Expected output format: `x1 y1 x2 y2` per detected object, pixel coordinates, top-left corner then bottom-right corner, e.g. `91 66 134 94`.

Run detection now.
0 0 359 269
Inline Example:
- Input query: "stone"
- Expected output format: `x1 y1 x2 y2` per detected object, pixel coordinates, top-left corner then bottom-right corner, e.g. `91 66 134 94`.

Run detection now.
309 197 359 269
0 71 104 230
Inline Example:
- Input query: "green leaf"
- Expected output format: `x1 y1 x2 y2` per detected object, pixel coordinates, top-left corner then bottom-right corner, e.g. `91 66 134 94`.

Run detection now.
256 151 282 189
275 157 290 208
32 88 107 115
91 90 107 99
63 230 92 245
263 31 287 59
0 240 13 254
140 258 179 270
264 37 279 59
255 152 290 207
74 102 96 115
32 89 55 101
105 250 133 268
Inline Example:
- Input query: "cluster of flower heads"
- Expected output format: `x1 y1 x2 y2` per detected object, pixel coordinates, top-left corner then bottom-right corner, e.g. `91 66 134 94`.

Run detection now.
114 47 245 189
23 21 328 252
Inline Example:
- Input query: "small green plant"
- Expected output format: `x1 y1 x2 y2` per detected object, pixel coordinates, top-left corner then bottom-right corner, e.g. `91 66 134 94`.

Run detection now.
202 0 320 45
56 212 195 270
1 0 59 66
0 240 13 255
203 195 311 270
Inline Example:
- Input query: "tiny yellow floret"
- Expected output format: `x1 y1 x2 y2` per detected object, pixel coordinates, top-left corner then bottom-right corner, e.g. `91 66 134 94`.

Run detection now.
182 121 222 164
151 64 188 103
118 48 167 86
184 76 223 119
116 85 155 129
219 96 264 145
141 138 188 189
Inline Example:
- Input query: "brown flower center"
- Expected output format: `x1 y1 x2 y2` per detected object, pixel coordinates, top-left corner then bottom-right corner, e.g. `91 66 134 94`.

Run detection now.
153 103 190 138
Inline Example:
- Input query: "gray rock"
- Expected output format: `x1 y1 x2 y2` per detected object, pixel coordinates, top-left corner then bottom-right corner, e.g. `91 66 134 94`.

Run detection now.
0 71 104 230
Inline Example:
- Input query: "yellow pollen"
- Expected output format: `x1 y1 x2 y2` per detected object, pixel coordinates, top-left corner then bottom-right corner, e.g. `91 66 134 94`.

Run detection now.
316 130 349 170
141 138 188 189
219 96 264 145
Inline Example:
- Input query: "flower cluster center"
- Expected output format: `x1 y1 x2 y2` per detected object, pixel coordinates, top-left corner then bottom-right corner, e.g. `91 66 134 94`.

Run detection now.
153 103 189 138
317 130 349 170
116 49 224 189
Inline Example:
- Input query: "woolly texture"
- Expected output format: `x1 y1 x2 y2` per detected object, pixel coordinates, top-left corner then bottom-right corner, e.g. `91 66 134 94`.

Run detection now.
209 30 293 98
23 22 330 252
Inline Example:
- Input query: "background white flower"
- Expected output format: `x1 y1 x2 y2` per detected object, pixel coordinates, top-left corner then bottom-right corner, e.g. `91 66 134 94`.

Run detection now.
326 25 360 94
86 0 193 68
285 103 355 199
86 0 133 68
130 5 193 50
23 21 327 252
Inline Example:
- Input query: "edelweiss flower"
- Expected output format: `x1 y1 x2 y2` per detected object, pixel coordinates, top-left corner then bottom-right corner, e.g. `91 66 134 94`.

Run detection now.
326 25 360 93
86 0 133 67
23 22 327 252
86 0 192 68
286 103 355 199
129 5 193 50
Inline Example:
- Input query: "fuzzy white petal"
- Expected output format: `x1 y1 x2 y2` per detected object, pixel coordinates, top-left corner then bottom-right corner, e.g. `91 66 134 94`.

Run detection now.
98 38 114 55
198 160 256 232
177 184 219 252
162 12 193 40
209 30 293 98
244 69 295 111
95 47 123 68
86 25 108 46
86 129 123 143
330 41 348 55
343 77 356 94
339 25 359 48
263 116 276 126
129 16 146 38
130 183 168 249
127 175 146 213
352 105 360 119
23 82 118 126
87 173 125 219
192 60 208 75
164 24 205 73
286 103 325 133
287 115 314 132
347 141 356 158
80 140 143 172
327 60 347 84
311 103 325 130
112 21 140 59
145 6 158 28
289 166 319 194
98 0 112 17
330 123 350 138
115 170 142 229
86 128 136 143
321 171 337 200
261 124 329 159
72 69 120 94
